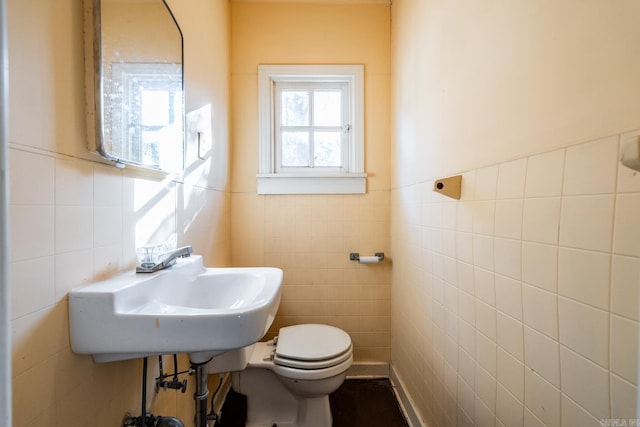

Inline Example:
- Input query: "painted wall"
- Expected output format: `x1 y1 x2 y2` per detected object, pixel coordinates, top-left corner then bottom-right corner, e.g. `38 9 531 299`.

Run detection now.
392 0 640 187
391 1 640 426
8 0 231 425
229 1 392 362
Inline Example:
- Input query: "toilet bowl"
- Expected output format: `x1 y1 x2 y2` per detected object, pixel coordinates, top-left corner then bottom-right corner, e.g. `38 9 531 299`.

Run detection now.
208 324 353 427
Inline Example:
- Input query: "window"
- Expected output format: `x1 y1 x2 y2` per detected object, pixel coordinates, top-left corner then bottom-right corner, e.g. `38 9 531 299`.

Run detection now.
257 65 365 194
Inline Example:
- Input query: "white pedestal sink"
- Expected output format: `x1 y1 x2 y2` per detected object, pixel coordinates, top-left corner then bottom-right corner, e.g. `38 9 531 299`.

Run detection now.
69 255 283 364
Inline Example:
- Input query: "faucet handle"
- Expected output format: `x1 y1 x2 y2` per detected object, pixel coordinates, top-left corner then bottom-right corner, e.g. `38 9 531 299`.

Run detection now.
136 245 162 267
178 245 193 257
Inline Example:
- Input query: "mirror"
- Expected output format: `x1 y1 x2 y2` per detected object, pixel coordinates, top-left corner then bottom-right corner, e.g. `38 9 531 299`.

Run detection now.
85 0 184 172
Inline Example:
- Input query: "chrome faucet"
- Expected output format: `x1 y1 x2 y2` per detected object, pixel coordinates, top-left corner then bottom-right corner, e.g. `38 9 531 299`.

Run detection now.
136 245 193 273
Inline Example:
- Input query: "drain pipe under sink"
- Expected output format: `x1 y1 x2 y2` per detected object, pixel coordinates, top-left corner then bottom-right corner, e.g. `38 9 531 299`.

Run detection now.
192 361 210 427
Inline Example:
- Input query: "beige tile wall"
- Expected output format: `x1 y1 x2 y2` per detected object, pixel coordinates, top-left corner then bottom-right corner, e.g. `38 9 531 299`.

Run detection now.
233 191 392 362
391 133 640 426
9 148 231 425
7 0 231 424
229 1 393 364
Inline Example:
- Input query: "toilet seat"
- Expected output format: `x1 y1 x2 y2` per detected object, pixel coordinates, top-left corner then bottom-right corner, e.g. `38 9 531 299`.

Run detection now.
273 324 352 370
272 353 353 381
274 345 352 370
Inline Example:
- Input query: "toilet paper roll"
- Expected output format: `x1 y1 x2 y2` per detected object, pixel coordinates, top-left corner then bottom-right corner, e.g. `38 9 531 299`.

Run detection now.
358 256 380 264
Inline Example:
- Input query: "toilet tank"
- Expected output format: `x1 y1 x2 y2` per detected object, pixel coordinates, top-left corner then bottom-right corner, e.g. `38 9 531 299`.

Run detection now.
206 345 253 373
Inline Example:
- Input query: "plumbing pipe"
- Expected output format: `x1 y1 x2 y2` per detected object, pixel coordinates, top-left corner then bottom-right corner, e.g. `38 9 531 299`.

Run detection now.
192 361 210 427
142 357 148 427
0 0 11 424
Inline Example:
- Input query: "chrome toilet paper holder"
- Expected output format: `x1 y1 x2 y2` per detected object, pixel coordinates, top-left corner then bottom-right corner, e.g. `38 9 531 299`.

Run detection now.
349 252 385 262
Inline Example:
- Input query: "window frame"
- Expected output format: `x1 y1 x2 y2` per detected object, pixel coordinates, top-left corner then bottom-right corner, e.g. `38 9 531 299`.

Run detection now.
257 64 366 194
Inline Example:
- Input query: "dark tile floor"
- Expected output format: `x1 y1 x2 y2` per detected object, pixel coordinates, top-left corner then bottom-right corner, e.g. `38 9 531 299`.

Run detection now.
330 379 409 427
217 378 409 427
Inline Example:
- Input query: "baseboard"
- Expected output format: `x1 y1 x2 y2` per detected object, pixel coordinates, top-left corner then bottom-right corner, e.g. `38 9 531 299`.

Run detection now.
390 364 424 427
346 362 390 378
215 362 390 406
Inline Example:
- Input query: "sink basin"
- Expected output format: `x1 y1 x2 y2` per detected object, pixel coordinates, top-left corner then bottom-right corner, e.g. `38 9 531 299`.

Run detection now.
69 255 283 363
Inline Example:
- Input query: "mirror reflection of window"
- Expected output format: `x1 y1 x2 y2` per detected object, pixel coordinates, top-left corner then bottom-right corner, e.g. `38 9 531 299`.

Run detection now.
141 91 170 126
110 63 183 171
92 0 184 172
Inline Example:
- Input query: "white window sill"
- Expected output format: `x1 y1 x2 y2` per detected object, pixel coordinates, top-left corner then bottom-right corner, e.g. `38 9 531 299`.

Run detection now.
256 173 367 195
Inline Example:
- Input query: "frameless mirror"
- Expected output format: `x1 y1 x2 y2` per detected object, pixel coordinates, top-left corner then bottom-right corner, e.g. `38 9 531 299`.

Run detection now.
85 0 184 172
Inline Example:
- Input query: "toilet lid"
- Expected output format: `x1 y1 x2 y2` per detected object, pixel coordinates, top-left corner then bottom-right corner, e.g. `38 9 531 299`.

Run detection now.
275 324 352 362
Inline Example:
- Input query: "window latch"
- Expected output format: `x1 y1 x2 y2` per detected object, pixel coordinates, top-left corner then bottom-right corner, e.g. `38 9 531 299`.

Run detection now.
342 124 352 133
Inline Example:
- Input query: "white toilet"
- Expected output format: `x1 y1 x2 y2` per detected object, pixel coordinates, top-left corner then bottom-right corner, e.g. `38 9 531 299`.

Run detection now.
207 324 353 427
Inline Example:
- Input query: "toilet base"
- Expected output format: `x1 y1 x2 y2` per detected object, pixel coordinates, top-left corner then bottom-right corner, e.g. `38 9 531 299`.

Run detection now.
293 396 332 427
231 368 334 427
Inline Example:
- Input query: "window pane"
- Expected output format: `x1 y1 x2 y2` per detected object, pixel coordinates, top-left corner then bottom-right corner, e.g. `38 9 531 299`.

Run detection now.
313 90 342 126
141 90 170 126
142 131 160 165
281 132 310 167
281 91 309 126
314 132 341 167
